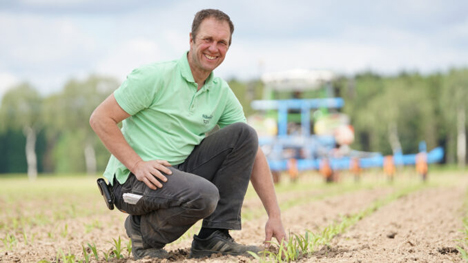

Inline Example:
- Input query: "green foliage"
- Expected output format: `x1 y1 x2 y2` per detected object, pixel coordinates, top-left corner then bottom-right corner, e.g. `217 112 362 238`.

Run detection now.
87 242 99 261
1 68 468 174
126 239 132 257
339 71 461 156
110 236 124 259
456 188 468 262
53 132 87 173
81 244 90 263
0 83 42 132
0 130 27 173
56 248 78 263
1 233 17 250
251 181 427 262
0 75 117 175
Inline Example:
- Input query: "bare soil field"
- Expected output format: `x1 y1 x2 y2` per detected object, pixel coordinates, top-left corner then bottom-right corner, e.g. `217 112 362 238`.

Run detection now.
1 169 467 263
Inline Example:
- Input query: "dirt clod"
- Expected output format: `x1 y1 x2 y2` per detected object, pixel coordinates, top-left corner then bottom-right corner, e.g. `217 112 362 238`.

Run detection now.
438 247 459 255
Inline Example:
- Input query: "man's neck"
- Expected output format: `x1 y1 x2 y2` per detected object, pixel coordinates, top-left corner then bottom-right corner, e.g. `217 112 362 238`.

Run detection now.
187 52 211 91
190 67 210 90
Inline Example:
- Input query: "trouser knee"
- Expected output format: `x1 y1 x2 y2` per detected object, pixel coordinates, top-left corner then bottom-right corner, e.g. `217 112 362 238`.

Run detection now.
185 182 220 219
228 122 259 152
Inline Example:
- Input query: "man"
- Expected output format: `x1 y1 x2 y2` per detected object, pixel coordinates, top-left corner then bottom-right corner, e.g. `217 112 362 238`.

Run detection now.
90 9 286 260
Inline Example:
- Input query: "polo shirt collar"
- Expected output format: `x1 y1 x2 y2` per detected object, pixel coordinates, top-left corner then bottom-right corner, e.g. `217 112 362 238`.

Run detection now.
180 51 214 91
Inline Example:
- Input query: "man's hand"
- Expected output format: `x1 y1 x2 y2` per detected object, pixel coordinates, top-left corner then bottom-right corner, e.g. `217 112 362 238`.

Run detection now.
264 216 287 246
132 160 172 190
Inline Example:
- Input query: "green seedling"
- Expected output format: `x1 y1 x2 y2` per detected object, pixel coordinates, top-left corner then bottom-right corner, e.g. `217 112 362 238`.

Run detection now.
127 239 132 257
457 245 468 262
85 220 102 233
248 184 426 262
69 203 77 218
22 230 36 245
456 191 468 262
57 248 77 263
61 223 69 238
1 233 17 250
102 250 110 262
82 244 90 263
111 236 124 259
87 242 99 261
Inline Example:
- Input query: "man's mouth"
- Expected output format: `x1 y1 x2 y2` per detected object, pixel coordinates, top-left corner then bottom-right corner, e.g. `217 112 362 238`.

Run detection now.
204 54 217 60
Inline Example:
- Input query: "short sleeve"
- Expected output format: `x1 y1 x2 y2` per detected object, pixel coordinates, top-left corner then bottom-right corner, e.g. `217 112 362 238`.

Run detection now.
217 87 247 128
114 66 157 115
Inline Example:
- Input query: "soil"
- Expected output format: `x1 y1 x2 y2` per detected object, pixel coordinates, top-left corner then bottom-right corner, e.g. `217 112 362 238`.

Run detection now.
1 172 467 263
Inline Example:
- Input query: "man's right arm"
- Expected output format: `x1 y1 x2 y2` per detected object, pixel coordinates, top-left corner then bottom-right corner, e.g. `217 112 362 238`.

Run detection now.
89 93 171 189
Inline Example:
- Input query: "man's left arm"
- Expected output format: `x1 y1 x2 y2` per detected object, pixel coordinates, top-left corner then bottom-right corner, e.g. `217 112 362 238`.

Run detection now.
250 146 287 245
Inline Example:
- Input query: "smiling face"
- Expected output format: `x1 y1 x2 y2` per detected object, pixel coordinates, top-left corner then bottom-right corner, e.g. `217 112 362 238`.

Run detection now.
188 17 231 83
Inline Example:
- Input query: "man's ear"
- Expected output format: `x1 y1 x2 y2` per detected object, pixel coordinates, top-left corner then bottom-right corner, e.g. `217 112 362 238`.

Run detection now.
189 32 194 44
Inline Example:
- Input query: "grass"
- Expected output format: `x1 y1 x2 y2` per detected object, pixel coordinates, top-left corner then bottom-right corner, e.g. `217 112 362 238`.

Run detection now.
0 169 464 262
0 175 126 262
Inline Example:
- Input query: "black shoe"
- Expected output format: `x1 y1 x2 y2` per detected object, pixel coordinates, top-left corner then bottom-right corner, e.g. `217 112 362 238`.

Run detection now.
124 215 169 259
190 230 262 258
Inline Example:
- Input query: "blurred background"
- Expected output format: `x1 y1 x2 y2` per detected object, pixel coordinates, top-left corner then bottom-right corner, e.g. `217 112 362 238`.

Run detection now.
0 0 467 178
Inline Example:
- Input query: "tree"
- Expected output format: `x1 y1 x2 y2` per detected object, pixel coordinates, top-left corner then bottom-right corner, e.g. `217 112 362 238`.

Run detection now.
343 72 386 152
52 75 118 174
343 72 439 156
441 69 468 168
0 83 42 179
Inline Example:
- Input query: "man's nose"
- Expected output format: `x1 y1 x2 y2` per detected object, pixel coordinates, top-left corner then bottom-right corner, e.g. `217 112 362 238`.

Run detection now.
208 42 218 52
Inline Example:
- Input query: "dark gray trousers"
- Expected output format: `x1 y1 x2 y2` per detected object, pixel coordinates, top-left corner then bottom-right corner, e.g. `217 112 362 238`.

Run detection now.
112 123 258 248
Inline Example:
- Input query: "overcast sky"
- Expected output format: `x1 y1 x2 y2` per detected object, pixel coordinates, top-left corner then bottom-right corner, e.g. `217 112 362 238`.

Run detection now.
0 0 467 99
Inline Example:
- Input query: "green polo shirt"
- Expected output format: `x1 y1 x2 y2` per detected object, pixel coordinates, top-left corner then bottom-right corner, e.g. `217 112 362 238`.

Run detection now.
103 52 246 185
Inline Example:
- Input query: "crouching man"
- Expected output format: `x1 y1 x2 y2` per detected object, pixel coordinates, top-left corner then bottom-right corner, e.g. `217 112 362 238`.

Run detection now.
90 8 286 260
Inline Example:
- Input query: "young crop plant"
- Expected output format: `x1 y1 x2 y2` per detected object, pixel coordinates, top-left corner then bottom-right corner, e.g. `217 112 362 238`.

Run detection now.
61 223 69 238
87 242 99 261
126 239 132 257
250 183 427 262
22 229 36 246
1 233 17 250
56 248 78 263
456 191 468 262
111 236 124 259
82 244 90 263
457 225 468 262
250 232 319 262
85 219 102 233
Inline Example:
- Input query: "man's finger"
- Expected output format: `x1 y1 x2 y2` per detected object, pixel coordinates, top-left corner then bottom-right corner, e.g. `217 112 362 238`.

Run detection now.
143 177 157 190
158 160 172 167
275 234 286 246
150 168 168 182
156 163 172 175
264 231 273 245
147 172 163 188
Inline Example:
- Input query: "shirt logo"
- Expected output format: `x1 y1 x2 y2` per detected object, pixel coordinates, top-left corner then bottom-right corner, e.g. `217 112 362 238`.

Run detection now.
202 114 213 124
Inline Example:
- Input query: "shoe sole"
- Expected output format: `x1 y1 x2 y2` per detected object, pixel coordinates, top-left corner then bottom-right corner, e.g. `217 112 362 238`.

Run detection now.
189 249 256 258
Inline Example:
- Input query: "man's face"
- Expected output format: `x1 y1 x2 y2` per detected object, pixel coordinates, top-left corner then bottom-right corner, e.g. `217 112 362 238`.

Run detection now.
189 17 231 75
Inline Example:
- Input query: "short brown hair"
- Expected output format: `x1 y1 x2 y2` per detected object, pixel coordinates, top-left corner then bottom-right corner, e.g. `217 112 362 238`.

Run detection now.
191 9 234 46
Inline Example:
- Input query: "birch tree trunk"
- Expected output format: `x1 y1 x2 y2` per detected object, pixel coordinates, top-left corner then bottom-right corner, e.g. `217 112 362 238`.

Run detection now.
446 132 455 164
23 126 37 180
457 106 466 169
84 140 97 175
388 122 402 155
